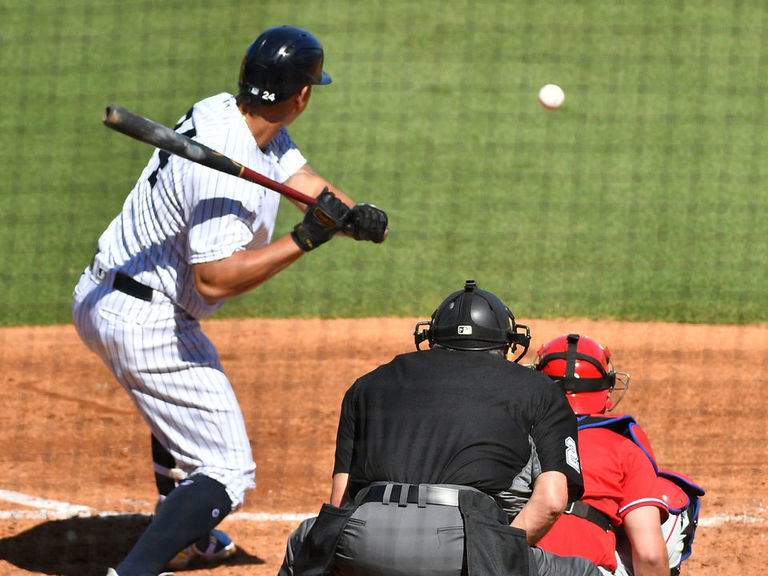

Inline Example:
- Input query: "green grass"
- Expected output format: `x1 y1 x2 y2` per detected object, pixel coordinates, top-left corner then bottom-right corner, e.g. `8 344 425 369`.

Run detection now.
1 0 767 325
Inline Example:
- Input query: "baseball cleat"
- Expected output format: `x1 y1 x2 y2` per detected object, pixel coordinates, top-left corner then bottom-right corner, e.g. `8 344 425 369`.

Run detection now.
165 529 236 571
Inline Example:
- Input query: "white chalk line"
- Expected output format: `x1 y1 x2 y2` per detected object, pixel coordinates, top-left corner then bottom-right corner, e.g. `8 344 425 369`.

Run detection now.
697 513 765 526
0 489 313 522
0 489 763 526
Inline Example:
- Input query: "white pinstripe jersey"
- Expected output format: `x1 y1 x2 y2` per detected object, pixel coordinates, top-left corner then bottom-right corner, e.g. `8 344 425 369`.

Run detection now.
95 93 307 319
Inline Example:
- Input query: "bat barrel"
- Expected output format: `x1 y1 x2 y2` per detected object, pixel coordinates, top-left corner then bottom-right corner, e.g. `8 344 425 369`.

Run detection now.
102 104 316 205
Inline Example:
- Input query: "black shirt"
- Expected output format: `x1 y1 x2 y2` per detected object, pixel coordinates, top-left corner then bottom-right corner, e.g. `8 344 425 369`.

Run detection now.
334 348 583 501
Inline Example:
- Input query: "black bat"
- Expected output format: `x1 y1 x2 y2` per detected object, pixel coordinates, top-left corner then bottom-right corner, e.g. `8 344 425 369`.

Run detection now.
102 104 317 205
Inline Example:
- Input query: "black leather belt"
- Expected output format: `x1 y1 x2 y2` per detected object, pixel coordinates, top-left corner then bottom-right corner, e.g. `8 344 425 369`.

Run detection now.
564 500 613 531
113 272 153 302
366 483 460 507
90 257 153 302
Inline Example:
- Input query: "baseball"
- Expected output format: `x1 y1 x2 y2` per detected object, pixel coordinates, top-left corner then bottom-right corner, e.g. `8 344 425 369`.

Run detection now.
538 84 565 109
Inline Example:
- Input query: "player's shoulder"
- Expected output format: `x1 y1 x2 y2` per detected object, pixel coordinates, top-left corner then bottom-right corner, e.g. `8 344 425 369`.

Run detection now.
190 93 242 138
193 92 237 115
263 125 298 157
502 360 568 393
350 351 414 384
578 413 637 430
579 413 655 449
583 420 653 460
374 350 422 373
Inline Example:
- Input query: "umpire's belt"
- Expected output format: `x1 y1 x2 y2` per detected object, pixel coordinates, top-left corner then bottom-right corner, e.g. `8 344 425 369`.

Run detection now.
564 500 613 531
365 483 460 507
91 258 154 302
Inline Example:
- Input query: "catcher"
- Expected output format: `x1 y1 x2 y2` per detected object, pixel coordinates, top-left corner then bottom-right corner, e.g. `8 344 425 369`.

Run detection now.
532 333 704 576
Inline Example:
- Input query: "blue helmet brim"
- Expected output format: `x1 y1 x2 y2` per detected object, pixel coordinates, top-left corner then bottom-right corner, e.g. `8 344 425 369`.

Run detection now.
317 70 332 85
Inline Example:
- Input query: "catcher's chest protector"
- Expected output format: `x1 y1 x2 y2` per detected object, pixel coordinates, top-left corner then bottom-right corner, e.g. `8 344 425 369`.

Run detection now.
577 415 705 568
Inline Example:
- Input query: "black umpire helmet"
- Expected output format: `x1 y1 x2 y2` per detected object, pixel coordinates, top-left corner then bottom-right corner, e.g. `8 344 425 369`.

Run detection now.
414 280 531 361
238 25 331 104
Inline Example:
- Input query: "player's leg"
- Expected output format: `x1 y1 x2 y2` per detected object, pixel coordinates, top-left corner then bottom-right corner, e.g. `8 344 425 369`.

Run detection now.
151 435 237 570
129 312 255 572
278 516 318 576
74 284 255 573
117 474 233 575
152 434 178 499
139 309 256 506
530 547 602 576
335 498 465 576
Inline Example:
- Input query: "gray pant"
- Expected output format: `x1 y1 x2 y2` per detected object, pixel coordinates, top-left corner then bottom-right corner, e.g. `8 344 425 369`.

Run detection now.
279 512 600 576
335 500 466 576
531 546 602 576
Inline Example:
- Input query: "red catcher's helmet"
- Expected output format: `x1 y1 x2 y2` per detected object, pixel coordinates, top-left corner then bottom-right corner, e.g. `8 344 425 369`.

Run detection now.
533 333 630 415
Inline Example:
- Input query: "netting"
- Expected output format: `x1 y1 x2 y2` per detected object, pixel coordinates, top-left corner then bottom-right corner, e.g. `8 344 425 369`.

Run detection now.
2 4 768 575
2 1 767 325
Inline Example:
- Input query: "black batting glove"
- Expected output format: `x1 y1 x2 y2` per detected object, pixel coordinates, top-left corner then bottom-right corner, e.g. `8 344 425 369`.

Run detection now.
291 188 350 251
344 204 388 243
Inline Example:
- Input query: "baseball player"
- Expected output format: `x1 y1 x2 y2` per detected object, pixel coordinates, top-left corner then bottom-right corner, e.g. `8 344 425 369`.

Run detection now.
280 281 600 576
71 25 387 576
532 334 704 576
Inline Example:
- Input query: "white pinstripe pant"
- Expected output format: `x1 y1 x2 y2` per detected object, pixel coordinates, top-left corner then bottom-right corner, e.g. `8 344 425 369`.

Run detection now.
72 267 256 508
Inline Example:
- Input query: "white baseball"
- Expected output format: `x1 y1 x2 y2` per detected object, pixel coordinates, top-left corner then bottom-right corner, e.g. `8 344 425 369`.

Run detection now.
538 84 565 109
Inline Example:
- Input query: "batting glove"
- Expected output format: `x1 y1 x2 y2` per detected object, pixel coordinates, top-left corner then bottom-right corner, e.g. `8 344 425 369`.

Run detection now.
344 204 388 243
291 188 350 251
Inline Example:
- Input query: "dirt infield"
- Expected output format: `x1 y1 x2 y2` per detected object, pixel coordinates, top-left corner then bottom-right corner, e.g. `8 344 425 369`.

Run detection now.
1 317 766 576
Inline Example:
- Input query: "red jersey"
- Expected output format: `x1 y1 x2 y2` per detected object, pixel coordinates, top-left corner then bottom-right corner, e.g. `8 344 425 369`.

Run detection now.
537 419 668 570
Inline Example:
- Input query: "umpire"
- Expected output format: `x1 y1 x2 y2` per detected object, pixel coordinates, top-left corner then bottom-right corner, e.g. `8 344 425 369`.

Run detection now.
287 280 594 576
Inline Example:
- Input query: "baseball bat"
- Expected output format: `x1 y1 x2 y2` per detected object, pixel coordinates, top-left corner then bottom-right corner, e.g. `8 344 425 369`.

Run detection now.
102 104 317 205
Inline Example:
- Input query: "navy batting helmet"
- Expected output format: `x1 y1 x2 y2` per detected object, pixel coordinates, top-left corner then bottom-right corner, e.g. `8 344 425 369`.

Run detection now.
239 25 331 104
414 280 531 361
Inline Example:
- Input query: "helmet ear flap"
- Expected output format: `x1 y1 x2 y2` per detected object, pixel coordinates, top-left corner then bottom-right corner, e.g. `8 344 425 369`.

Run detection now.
413 320 433 350
507 316 531 363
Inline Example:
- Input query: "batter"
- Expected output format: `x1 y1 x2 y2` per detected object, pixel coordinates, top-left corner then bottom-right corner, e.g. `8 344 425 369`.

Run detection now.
72 25 387 576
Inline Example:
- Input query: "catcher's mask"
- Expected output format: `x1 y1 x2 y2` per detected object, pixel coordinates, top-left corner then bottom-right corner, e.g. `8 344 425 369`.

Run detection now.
533 333 630 414
414 279 531 362
239 25 331 104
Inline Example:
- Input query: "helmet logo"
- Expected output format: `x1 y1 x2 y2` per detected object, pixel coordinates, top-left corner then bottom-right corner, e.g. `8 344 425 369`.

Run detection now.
457 325 473 335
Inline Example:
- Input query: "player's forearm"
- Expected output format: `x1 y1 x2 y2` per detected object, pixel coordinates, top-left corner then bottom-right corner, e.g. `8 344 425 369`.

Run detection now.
284 165 355 211
330 473 349 507
511 471 568 545
632 555 669 576
511 503 562 545
193 235 304 304
625 507 669 576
